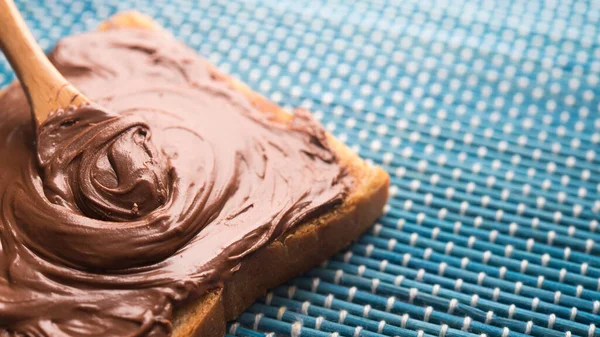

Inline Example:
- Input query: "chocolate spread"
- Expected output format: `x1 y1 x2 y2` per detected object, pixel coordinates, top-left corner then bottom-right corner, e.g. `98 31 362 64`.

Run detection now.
0 29 349 336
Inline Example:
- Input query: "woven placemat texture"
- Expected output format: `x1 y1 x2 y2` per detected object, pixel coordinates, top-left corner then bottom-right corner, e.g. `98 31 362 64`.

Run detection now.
1 1 599 337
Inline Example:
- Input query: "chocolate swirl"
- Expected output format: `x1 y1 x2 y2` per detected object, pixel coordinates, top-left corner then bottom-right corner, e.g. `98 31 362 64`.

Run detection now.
37 105 170 221
0 29 349 336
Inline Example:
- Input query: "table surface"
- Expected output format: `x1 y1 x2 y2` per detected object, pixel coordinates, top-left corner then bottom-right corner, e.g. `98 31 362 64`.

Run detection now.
1 1 600 336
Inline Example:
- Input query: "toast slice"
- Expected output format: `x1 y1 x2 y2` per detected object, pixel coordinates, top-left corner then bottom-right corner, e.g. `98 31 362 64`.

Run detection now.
2 11 390 337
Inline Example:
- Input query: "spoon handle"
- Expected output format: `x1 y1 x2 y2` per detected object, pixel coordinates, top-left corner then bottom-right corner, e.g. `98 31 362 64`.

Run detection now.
0 0 87 125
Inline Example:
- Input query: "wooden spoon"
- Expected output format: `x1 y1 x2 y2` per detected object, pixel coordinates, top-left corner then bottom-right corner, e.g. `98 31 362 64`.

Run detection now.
0 0 88 126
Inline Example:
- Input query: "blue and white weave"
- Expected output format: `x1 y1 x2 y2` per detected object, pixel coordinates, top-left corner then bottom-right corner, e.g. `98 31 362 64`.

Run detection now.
1 1 599 336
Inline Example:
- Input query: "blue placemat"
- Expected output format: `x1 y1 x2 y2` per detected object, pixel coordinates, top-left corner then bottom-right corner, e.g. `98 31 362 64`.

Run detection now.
2 1 599 336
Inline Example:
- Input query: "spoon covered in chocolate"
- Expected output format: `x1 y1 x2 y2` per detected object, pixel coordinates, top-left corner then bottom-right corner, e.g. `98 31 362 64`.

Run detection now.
0 0 170 221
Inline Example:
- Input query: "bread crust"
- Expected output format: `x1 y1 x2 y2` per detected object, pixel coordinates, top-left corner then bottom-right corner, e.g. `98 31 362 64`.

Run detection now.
1 12 390 337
